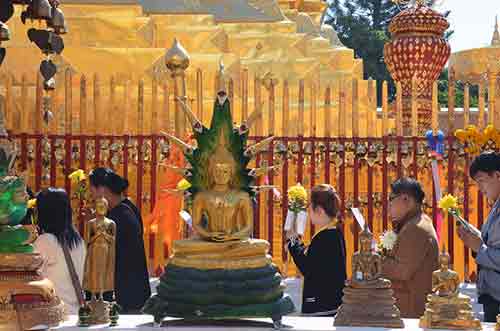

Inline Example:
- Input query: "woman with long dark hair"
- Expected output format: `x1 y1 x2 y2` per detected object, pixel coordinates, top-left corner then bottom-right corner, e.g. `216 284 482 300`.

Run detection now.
33 187 86 314
88 167 150 313
286 184 347 316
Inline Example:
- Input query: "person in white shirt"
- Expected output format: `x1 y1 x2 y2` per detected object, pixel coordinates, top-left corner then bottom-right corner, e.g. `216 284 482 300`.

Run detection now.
33 188 86 314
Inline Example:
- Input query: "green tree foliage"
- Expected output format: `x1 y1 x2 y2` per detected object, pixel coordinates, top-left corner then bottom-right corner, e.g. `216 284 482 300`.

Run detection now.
323 0 453 105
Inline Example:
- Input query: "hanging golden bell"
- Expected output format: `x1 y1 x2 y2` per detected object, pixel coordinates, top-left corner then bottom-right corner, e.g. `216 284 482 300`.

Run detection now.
0 22 10 42
50 7 67 34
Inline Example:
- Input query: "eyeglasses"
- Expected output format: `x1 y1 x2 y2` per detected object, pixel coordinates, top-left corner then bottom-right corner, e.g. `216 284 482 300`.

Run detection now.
388 194 400 202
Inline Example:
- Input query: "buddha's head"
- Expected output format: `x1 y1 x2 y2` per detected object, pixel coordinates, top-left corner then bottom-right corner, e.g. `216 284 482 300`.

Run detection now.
208 130 237 188
95 197 109 217
359 224 373 253
439 245 450 270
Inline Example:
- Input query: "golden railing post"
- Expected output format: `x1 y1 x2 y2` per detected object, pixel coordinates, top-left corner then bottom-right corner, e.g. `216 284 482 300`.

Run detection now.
242 69 249 123
282 79 289 136
35 73 42 134
298 79 305 136
254 75 262 136
432 81 439 134
396 82 403 136
324 85 332 137
411 75 418 136
448 68 456 133
367 78 376 137
138 78 145 135
79 75 87 134
5 73 12 131
162 81 170 132
463 83 470 127
352 78 359 137
165 39 190 138
228 77 234 106
19 73 27 133
196 68 203 123
93 73 100 135
382 81 389 136
268 80 275 135
478 82 486 129
109 75 116 135
488 70 496 126
339 79 346 137
65 69 72 135
310 81 317 137
122 76 130 135
151 75 159 134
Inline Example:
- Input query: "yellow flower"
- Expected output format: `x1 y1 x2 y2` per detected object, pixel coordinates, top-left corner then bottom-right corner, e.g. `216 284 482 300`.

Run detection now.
454 129 468 143
68 169 86 185
438 194 458 212
288 183 308 203
176 179 192 191
484 124 496 141
27 198 37 209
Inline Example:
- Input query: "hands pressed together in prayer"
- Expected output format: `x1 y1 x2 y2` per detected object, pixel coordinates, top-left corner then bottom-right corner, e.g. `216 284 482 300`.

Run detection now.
457 223 483 253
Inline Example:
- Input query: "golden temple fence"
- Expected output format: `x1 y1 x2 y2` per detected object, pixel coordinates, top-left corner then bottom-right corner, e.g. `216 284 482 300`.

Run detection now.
1 68 499 281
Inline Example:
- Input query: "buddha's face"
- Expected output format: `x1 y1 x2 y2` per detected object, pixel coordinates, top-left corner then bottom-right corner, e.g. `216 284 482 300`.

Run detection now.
360 237 371 252
95 199 108 216
213 163 232 185
439 255 450 269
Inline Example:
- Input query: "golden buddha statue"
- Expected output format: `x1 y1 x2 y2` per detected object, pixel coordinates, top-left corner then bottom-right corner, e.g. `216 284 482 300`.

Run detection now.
335 225 403 328
192 132 253 243
83 197 116 298
142 68 294 326
81 197 116 325
419 247 481 330
350 225 391 288
170 130 271 270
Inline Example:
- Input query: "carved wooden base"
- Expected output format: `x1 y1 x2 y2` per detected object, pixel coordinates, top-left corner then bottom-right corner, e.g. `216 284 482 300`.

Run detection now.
334 285 404 329
0 253 65 330
419 294 481 330
86 299 111 325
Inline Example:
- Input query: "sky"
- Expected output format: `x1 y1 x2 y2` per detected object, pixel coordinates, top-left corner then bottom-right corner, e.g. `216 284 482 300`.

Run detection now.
438 0 500 53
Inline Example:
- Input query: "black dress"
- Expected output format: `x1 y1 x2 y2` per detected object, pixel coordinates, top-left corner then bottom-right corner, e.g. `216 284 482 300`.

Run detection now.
107 198 151 313
288 226 347 315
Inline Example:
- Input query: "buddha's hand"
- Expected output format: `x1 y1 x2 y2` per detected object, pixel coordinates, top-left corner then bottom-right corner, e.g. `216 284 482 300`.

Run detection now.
210 232 230 242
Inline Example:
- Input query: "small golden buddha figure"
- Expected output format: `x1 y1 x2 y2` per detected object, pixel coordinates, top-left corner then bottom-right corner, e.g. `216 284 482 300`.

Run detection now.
350 225 391 288
83 197 116 299
419 247 481 330
192 133 253 243
431 250 460 299
334 225 403 328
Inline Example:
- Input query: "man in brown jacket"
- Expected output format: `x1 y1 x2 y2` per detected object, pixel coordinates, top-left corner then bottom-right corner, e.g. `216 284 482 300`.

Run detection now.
382 177 439 318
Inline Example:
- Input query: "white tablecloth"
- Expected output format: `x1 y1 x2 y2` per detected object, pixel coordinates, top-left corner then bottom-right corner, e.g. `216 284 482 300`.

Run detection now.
55 315 495 331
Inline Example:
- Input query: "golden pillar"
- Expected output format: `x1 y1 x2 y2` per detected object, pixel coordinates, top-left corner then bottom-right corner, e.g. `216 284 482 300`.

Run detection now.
165 39 190 137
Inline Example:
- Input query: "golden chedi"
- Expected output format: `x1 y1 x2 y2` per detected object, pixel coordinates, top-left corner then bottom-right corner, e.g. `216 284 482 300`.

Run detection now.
419 247 481 330
334 225 404 328
142 67 294 327
80 197 118 325
0 137 64 330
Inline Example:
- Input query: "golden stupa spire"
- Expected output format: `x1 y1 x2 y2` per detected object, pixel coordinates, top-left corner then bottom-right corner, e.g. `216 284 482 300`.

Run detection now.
492 16 500 46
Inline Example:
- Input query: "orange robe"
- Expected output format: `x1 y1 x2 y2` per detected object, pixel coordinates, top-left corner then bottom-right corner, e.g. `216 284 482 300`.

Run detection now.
144 145 185 271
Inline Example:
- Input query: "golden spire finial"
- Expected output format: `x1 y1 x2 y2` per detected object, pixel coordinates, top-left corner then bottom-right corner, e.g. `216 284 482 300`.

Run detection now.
492 15 500 46
165 38 190 74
